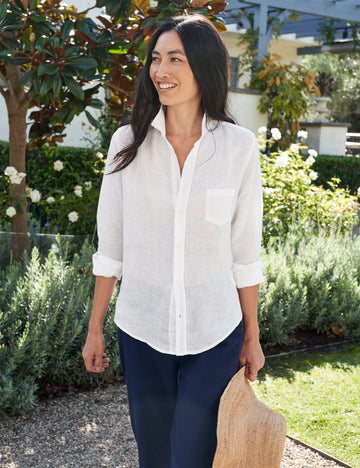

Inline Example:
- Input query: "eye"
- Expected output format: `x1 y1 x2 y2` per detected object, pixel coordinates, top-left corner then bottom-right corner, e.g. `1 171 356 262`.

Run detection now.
151 56 160 62
171 57 182 62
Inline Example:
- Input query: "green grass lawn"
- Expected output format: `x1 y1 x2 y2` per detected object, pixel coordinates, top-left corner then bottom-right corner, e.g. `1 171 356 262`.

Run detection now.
254 343 360 468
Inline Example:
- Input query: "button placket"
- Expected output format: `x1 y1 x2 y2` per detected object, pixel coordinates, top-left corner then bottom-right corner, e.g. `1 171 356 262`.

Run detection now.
171 139 203 354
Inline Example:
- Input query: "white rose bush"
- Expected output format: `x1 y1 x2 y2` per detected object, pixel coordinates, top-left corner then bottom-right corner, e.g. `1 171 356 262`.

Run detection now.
0 145 106 235
260 130 358 242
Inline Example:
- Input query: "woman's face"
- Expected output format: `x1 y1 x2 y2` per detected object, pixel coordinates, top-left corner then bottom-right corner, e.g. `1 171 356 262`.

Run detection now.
149 30 201 111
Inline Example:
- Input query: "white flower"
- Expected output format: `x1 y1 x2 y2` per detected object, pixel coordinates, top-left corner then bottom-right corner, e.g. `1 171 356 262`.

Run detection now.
258 126 267 135
68 211 79 223
290 143 299 153
26 186 32 196
96 151 104 159
74 185 83 197
9 173 23 185
60 195 65 200
84 181 92 191
29 189 41 203
50 243 59 253
276 152 289 167
297 130 308 140
6 206 16 217
54 160 64 171
4 166 17 177
263 187 275 196
271 128 282 141
306 155 315 165
357 187 360 197
47 196 55 204
309 170 318 180
308 149 318 158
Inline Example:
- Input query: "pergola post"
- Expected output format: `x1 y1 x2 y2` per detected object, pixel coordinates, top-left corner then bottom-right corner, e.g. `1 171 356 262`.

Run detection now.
253 2 269 62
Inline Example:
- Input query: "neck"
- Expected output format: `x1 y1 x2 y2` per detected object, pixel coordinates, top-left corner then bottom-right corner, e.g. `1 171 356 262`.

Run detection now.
165 105 203 138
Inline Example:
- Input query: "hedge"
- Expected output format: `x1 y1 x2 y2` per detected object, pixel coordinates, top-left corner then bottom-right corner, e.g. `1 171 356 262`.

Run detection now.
312 154 360 195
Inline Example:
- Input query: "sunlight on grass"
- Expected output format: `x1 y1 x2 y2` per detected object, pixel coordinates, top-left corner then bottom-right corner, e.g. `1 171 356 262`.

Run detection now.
254 343 360 468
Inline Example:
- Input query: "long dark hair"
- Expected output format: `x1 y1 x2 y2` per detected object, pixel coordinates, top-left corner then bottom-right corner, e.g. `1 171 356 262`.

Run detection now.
113 14 234 172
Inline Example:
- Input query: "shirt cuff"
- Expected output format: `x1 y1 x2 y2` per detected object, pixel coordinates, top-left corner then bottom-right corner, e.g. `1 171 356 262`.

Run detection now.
232 261 264 288
92 253 123 279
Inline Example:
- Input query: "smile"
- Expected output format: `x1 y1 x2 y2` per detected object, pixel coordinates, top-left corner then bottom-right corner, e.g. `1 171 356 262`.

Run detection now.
158 82 177 90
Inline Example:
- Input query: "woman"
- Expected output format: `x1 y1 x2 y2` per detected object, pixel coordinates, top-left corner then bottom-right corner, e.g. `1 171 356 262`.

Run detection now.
83 14 265 468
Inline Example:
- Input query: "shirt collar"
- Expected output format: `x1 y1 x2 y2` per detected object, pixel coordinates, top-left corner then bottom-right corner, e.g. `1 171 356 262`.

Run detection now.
151 106 216 139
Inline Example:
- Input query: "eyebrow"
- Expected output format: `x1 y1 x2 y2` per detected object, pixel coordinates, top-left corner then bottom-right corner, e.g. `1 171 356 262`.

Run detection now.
152 49 186 56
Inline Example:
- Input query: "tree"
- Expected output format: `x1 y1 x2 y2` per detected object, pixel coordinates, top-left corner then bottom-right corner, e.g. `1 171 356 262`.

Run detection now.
0 0 227 260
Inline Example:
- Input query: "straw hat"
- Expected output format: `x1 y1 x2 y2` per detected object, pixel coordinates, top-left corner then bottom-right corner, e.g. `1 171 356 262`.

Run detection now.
212 367 286 468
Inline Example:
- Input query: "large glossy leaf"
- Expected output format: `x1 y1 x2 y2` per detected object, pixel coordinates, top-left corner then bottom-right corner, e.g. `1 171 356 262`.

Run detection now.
51 104 71 124
18 69 35 87
76 18 98 41
38 63 59 76
61 19 74 40
85 109 101 129
0 2 7 22
67 56 98 70
52 75 62 97
89 98 103 109
63 75 85 100
39 75 54 95
10 55 30 65
28 0 38 11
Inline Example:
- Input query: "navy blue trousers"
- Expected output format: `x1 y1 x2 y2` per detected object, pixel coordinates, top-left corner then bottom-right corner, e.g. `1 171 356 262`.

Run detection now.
117 322 243 468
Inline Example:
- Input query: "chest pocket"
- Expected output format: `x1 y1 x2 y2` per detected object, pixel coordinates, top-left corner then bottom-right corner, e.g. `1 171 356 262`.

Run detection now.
205 189 236 226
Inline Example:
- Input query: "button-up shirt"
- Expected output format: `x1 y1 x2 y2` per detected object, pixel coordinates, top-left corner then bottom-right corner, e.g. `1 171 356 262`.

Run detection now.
93 108 264 356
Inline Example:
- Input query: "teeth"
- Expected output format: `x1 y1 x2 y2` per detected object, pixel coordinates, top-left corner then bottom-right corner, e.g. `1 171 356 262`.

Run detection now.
159 83 176 89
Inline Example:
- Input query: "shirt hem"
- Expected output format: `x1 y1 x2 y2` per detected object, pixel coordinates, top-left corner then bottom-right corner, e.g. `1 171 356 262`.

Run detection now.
114 315 243 356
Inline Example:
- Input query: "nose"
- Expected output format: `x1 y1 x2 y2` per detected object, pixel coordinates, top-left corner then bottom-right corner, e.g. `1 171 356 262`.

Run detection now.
156 59 169 78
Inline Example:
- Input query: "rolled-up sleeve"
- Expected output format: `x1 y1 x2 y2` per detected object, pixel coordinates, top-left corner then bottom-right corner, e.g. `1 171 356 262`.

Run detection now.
92 129 126 279
231 135 264 288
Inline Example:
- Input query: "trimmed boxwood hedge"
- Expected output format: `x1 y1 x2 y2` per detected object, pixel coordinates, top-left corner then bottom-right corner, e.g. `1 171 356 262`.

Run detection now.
312 155 360 195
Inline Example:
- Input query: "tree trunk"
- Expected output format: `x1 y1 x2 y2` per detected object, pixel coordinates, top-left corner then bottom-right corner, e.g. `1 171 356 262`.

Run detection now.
3 64 31 261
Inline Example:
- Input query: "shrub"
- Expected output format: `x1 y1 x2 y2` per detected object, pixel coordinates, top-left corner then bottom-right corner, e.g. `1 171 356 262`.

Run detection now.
1 230 360 416
312 155 360 196
0 239 121 418
260 140 359 242
259 227 360 345
0 141 106 235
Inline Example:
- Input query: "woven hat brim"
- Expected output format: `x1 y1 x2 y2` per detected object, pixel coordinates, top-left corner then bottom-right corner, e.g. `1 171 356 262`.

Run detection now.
213 367 286 468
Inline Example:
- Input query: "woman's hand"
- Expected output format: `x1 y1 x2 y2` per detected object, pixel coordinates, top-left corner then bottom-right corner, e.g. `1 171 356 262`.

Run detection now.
82 331 110 373
238 336 265 382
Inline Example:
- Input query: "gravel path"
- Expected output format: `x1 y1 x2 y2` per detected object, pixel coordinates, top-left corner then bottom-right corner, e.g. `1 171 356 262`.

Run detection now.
0 382 351 468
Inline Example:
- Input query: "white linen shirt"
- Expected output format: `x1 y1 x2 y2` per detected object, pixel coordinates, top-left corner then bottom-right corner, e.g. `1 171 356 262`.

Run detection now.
93 108 264 356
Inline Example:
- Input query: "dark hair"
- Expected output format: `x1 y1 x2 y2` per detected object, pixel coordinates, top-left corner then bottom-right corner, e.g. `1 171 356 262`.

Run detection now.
113 14 234 172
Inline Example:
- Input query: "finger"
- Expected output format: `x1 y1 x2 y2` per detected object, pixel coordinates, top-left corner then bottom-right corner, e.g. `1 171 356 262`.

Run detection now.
94 353 105 372
246 366 258 382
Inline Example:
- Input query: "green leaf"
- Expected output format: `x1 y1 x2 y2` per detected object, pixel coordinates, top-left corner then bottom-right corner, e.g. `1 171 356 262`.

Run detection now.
61 19 74 40
37 63 59 76
28 0 39 11
67 57 98 70
0 2 7 22
51 104 71 123
13 0 26 12
140 17 157 30
52 75 62 97
63 76 84 100
18 69 35 87
10 55 30 65
39 75 54 95
85 110 101 129
90 98 103 109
